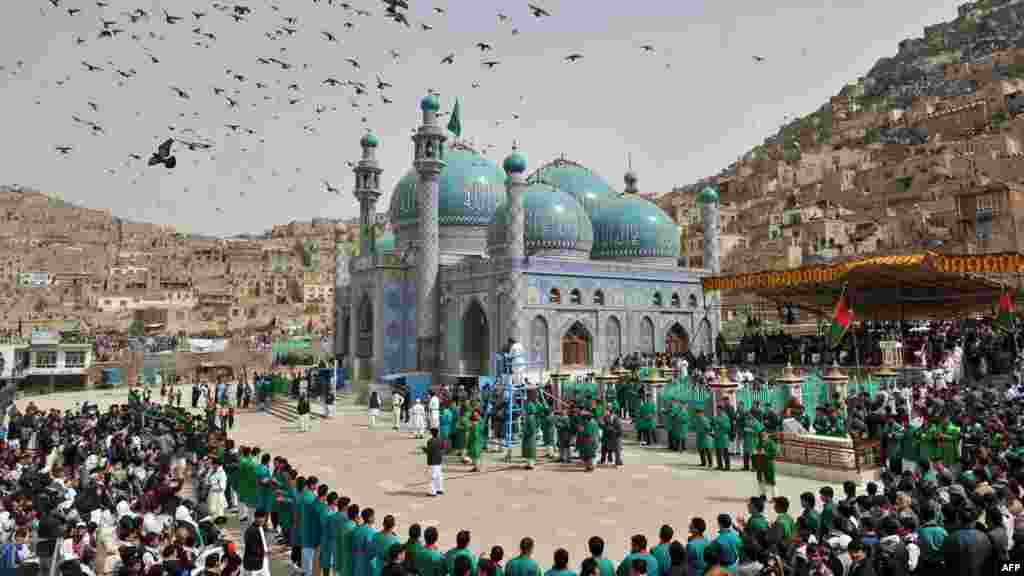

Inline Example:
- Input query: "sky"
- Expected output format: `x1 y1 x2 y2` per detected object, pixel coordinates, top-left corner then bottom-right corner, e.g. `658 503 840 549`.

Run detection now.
0 0 964 236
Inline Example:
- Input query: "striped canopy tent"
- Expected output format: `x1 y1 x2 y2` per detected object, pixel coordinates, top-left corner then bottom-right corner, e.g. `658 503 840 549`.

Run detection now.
702 252 1013 320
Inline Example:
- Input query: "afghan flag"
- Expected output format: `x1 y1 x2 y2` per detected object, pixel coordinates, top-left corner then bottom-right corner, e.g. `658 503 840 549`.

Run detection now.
829 287 853 349
447 98 462 138
995 289 1016 333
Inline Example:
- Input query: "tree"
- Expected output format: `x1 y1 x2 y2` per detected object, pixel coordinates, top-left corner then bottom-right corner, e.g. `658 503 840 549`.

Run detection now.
128 319 145 337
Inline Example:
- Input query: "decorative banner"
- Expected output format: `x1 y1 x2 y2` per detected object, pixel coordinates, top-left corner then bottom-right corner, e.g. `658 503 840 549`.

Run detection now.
701 252 1024 292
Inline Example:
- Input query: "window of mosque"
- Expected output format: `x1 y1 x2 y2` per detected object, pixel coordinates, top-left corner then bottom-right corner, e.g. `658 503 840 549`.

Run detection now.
652 292 663 307
549 288 561 304
569 289 582 305
464 182 498 213
689 294 698 308
670 293 681 307
593 290 605 305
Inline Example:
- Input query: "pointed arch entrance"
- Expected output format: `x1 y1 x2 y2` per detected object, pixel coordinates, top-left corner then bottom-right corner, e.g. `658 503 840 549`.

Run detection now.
531 316 549 370
562 321 592 367
605 316 622 361
461 299 490 375
665 322 689 355
639 316 655 355
356 294 373 358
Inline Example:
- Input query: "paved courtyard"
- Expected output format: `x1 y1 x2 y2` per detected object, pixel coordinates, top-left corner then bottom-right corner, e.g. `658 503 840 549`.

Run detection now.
25 388 834 566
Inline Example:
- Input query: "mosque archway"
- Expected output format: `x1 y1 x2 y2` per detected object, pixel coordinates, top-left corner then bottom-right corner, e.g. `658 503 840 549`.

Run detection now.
461 299 490 375
665 323 689 356
562 321 592 367
531 315 549 370
605 316 622 361
639 316 655 355
699 318 713 358
356 294 373 358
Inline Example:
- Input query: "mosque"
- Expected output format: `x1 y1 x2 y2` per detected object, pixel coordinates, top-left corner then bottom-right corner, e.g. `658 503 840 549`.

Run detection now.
335 93 722 387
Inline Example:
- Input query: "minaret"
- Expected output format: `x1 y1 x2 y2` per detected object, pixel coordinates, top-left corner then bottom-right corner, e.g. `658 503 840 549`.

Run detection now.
502 144 528 344
412 92 447 373
698 186 720 274
353 130 382 257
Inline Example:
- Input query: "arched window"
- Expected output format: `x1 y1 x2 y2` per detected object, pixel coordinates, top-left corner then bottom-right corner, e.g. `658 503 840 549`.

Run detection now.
569 289 582 304
549 288 561 304
670 293 681 307
688 294 698 308
593 290 605 305
561 321 592 367
652 292 663 307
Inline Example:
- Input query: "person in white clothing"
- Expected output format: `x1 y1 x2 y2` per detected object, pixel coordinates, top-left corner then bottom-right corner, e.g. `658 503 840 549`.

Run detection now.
392 391 405 431
411 398 426 438
206 460 228 519
428 393 440 434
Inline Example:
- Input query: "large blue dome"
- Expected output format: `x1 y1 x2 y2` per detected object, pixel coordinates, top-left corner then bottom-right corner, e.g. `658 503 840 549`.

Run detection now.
590 195 681 260
488 182 593 257
389 143 507 226
528 158 616 216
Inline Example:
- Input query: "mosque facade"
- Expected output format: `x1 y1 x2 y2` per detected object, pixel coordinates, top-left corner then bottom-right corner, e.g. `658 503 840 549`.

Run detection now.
336 94 722 385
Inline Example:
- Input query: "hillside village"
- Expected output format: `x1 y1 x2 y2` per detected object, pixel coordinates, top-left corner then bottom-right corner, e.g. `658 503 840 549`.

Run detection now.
5 0 1024 342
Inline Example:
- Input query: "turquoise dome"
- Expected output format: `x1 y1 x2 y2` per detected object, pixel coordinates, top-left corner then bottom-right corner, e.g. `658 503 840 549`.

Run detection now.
488 183 593 255
420 93 440 113
503 150 527 174
389 143 507 226
590 195 681 260
697 186 719 204
360 131 379 148
528 158 616 216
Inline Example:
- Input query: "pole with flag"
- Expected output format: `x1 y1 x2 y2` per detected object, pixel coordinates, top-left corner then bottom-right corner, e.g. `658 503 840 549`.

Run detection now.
829 285 854 351
995 286 1016 334
447 98 462 140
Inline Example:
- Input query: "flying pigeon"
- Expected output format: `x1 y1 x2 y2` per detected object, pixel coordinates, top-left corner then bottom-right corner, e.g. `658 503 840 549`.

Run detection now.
482 60 500 69
376 75 391 89
753 55 765 62
345 57 360 69
528 3 550 17
148 138 177 168
55 145 72 155
322 30 338 42
564 53 583 62
476 42 493 51
441 53 455 64
324 180 341 194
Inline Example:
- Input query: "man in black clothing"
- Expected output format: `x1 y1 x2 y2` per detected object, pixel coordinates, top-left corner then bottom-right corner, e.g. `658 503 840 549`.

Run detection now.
423 428 444 496
600 411 623 467
243 510 270 576
382 543 407 576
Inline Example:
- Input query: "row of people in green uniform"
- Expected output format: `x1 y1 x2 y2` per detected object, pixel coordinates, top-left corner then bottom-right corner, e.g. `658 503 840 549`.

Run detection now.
881 415 962 472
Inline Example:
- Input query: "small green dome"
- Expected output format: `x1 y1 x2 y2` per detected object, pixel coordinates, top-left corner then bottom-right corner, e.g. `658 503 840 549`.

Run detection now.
389 143 507 227
503 150 527 174
697 186 719 204
590 195 680 260
528 158 616 216
420 93 440 113
488 182 593 256
360 131 379 148
375 230 395 252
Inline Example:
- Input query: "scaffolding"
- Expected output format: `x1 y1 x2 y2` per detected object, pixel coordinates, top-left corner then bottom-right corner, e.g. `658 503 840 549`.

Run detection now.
493 352 547 459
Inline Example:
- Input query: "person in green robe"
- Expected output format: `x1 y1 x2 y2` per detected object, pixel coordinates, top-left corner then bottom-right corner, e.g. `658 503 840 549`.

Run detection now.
352 509 378 576
675 402 689 452
942 418 960 468
255 454 275 522
742 412 763 472
320 494 339 575
444 531 477 576
927 419 943 463
337 504 359 576
453 403 468 457
813 406 831 436
902 417 918 474
439 405 453 452
756 429 778 499
237 448 255 522
771 497 796 544
712 406 732 471
577 412 599 472
466 411 483 472
795 406 812 431
668 401 685 452
540 400 556 459
304 484 326 576
763 409 782 434
274 465 295 538
402 524 424 575
694 408 712 468
884 416 904 474
522 398 538 469
415 526 445 576
636 396 656 446
371 515 401 576
554 409 572 464
829 408 846 438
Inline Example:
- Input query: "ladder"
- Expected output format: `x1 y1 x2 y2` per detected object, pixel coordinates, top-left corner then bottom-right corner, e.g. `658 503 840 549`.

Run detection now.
493 353 547 461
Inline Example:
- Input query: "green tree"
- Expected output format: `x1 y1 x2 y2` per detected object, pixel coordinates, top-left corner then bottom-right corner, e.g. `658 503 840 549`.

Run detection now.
128 319 145 337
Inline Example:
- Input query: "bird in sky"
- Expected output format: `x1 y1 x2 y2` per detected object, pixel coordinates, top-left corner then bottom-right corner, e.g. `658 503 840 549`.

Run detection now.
434 7 445 14
528 3 550 18
565 53 583 62
641 44 656 53
193 10 206 19
345 57 360 69
376 75 391 90
497 12 509 22
55 145 72 155
382 0 410 9
420 23 433 31
148 138 177 168
170 86 190 99
753 55 765 62
163 10 182 24
476 42 493 51
441 53 455 64
81 61 103 72
322 30 338 42
324 180 341 194
482 60 500 69
323 77 343 87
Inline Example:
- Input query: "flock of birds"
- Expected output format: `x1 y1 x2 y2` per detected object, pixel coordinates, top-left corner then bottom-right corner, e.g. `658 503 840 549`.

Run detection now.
8 0 773 216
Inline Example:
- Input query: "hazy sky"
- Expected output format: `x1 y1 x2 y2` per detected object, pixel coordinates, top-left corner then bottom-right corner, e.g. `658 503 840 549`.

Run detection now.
1 0 962 236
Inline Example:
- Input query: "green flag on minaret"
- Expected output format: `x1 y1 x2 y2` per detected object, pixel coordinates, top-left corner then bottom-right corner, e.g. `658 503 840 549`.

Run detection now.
447 98 462 138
